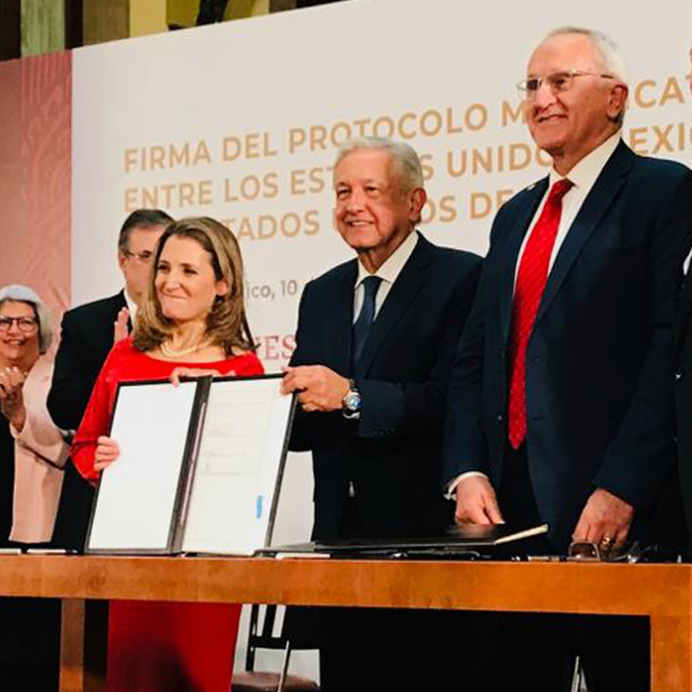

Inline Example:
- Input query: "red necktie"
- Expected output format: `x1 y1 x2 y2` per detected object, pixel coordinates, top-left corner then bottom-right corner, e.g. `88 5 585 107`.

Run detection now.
508 179 573 449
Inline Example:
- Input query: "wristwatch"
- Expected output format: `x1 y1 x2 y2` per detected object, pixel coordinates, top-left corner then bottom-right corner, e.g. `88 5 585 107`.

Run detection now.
341 379 362 420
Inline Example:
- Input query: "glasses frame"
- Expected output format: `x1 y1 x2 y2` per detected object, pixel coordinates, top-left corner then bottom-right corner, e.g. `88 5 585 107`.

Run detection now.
567 540 643 563
517 68 616 100
122 249 154 264
0 316 39 334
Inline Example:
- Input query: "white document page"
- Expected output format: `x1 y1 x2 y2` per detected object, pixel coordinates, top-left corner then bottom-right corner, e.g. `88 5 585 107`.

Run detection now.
182 377 293 554
87 381 198 552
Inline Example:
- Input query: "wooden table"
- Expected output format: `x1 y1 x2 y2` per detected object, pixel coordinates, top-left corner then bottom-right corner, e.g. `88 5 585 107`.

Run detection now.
0 555 689 691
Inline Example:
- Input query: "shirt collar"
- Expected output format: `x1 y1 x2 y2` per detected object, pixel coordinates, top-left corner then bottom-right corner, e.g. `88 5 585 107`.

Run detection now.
124 289 138 321
548 132 621 194
355 231 419 288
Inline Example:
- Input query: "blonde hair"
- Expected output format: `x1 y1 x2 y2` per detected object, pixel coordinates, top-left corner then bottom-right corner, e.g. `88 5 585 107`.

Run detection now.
133 217 255 356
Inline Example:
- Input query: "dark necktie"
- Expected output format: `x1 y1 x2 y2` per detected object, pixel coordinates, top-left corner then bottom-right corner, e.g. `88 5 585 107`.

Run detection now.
508 178 573 449
352 276 382 366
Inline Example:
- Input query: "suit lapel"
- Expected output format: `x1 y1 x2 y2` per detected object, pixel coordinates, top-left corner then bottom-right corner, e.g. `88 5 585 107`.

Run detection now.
95 291 129 350
100 291 127 318
354 234 432 377
535 141 633 325
326 261 357 375
498 180 548 344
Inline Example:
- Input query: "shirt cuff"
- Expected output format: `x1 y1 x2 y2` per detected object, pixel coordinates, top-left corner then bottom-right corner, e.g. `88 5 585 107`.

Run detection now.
444 471 489 500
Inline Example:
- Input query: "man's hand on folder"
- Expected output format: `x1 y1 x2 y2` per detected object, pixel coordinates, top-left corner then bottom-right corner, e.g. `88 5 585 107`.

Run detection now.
281 365 350 412
455 476 504 525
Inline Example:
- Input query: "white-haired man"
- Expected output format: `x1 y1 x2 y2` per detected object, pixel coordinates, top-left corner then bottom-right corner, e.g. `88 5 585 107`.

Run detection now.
283 136 482 692
443 28 692 691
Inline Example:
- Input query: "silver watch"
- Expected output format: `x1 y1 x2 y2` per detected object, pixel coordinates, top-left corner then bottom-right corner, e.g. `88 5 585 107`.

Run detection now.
341 380 362 419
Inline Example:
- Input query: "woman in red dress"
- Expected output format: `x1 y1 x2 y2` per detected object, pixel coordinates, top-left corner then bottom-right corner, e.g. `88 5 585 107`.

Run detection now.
72 216 263 692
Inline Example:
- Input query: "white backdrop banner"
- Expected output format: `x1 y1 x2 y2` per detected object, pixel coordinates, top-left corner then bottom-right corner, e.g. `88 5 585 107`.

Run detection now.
72 0 692 371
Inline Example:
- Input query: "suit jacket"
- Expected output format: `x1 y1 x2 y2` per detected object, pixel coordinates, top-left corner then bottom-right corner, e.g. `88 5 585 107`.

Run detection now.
8 358 69 543
443 141 692 550
47 291 126 432
674 257 692 547
47 290 126 550
289 232 482 540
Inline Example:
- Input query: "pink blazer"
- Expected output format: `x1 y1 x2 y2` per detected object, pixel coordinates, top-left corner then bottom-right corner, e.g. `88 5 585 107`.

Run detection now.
9 357 69 543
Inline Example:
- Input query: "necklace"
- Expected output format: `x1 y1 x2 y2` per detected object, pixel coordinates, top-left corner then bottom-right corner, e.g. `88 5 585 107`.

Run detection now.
160 339 206 358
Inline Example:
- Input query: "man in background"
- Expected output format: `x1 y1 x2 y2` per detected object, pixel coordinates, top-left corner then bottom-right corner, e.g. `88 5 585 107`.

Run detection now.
48 208 172 431
48 208 171 548
443 27 692 691
283 136 481 691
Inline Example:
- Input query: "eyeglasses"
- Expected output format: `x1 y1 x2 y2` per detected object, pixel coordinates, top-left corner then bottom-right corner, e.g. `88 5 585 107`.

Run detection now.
517 69 615 99
567 540 643 563
122 249 154 264
0 316 39 333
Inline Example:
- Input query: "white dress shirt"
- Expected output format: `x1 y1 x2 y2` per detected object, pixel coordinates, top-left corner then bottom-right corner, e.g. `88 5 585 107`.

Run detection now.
124 289 138 324
347 231 418 497
448 133 623 497
684 248 692 276
353 230 419 322
514 132 621 282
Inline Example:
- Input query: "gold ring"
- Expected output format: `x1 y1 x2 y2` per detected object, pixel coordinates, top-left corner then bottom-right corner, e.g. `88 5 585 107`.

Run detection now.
599 536 614 548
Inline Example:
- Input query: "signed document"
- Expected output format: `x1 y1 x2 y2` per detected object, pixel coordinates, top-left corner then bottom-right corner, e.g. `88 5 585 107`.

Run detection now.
181 376 294 554
86 374 294 555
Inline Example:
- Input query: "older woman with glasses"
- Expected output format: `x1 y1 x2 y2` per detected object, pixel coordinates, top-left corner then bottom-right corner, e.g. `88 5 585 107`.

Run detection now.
0 284 69 691
0 284 68 544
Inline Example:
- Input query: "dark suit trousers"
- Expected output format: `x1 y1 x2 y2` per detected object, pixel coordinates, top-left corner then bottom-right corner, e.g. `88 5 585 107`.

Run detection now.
319 500 461 692
469 444 649 692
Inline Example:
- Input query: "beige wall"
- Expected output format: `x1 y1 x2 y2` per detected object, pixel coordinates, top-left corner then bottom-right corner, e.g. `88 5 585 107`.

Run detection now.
169 0 269 28
131 0 168 37
167 0 198 28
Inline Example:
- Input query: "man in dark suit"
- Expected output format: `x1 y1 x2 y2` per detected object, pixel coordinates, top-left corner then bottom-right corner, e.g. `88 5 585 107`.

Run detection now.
282 136 481 691
48 208 172 430
675 47 692 553
47 208 171 548
443 27 692 692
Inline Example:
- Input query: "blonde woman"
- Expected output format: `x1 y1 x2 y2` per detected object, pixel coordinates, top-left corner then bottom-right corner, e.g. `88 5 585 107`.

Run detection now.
73 218 262 692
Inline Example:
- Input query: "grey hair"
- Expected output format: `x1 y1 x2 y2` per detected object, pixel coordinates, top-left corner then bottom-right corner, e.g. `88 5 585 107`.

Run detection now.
0 284 53 354
334 136 425 193
545 26 629 126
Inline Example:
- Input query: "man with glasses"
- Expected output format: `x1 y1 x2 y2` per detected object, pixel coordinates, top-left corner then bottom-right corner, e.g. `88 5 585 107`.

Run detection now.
46 209 171 548
443 27 692 692
47 209 172 432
